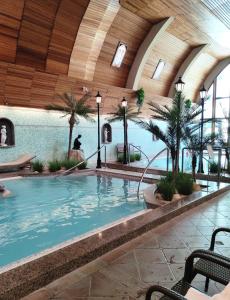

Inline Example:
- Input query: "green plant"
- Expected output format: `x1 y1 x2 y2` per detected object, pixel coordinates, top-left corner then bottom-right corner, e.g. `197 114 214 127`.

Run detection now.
32 160 44 173
137 92 202 176
77 160 87 170
175 173 193 195
157 177 175 201
209 161 218 173
136 87 145 111
117 154 123 163
135 153 141 161
61 158 79 169
129 153 136 162
48 160 62 172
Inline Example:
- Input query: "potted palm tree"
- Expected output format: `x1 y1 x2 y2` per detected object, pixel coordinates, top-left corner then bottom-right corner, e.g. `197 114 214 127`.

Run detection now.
47 92 95 159
137 92 202 177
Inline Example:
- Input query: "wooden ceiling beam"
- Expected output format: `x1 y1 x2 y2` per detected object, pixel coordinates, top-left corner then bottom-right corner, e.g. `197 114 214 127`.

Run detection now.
168 44 208 98
68 0 120 81
126 17 174 90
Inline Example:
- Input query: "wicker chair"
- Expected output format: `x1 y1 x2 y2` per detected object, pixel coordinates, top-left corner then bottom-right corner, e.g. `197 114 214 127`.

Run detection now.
146 245 230 300
201 227 230 291
145 227 230 300
145 285 187 300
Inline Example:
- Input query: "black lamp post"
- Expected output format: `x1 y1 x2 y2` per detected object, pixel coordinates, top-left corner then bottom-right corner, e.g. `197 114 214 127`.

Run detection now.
96 91 102 168
175 76 185 93
174 76 185 171
121 97 128 164
197 85 207 173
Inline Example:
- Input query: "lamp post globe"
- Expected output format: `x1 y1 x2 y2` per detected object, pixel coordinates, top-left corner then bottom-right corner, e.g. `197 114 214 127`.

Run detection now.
198 85 207 173
122 97 128 164
96 91 102 168
175 76 185 93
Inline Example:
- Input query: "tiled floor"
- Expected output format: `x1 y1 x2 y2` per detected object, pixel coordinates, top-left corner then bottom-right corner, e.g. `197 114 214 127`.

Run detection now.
22 191 230 300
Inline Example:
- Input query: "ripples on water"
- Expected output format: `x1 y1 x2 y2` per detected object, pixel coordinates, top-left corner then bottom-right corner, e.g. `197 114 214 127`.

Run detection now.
0 175 146 267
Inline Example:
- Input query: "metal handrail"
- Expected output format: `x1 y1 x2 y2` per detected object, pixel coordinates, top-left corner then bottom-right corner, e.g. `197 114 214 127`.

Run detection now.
128 143 150 164
137 147 168 197
56 145 106 177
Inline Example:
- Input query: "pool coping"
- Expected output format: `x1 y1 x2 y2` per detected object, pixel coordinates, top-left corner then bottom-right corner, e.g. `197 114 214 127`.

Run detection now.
0 174 229 299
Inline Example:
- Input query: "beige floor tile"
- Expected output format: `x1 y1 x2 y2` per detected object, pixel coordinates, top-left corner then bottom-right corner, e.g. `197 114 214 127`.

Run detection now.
181 235 210 248
163 248 191 263
157 235 186 249
138 263 175 283
135 249 166 264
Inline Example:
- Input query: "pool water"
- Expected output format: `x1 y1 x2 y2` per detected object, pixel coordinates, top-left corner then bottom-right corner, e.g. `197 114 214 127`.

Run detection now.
0 175 146 267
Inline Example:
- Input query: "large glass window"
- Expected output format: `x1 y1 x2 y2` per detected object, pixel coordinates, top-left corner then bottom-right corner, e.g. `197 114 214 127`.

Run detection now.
204 64 230 145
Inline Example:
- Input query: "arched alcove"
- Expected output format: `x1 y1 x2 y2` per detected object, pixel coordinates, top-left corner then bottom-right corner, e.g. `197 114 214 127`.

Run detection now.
0 118 15 147
102 123 112 144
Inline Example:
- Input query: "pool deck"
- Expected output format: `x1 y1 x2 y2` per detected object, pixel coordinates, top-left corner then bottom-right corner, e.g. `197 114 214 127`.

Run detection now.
0 169 229 299
21 189 230 300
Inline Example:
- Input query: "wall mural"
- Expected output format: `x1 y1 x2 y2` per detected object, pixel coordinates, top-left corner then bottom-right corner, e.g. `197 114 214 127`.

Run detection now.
0 118 15 147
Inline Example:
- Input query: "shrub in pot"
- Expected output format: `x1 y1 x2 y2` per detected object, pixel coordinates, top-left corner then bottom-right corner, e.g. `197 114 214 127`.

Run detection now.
135 153 141 161
61 159 79 170
48 160 62 172
77 161 87 170
209 161 218 174
175 173 193 195
157 177 175 201
32 160 44 173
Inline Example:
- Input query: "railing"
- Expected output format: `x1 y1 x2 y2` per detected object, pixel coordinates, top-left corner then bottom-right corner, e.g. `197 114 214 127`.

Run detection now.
128 143 150 164
56 145 106 177
137 147 168 197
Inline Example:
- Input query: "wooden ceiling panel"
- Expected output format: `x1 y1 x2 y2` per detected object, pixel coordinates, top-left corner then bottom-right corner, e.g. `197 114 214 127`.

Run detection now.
139 31 191 97
93 7 152 87
5 64 34 106
16 0 60 71
0 0 24 63
120 0 230 59
68 0 120 81
183 53 218 100
46 0 90 75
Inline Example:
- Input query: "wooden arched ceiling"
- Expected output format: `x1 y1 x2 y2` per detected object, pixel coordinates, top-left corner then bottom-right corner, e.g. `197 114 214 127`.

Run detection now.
0 0 229 104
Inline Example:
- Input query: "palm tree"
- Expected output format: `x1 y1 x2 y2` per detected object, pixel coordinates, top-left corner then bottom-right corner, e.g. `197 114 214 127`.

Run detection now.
183 123 219 181
47 92 95 159
107 104 141 156
137 92 202 175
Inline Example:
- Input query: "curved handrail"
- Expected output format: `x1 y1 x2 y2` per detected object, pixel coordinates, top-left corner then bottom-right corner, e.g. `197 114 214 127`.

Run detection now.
129 143 150 164
56 145 105 177
137 147 168 197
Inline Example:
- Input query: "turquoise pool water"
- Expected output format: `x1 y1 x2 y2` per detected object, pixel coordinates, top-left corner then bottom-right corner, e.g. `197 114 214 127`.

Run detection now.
0 175 146 267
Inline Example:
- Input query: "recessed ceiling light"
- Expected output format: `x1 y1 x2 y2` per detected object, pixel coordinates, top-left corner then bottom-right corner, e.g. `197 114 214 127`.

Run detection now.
111 42 127 68
152 59 165 80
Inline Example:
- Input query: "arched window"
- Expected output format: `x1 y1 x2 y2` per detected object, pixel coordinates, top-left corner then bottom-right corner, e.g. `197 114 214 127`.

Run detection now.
102 123 112 144
0 118 15 147
204 64 230 144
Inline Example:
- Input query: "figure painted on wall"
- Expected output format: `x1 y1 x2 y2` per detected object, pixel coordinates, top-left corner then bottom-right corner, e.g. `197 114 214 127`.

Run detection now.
73 134 82 150
0 125 7 146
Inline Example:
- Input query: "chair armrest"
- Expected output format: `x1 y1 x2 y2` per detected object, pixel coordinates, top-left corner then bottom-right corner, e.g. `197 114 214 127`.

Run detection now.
183 249 230 282
196 248 230 263
145 285 188 300
209 227 230 251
